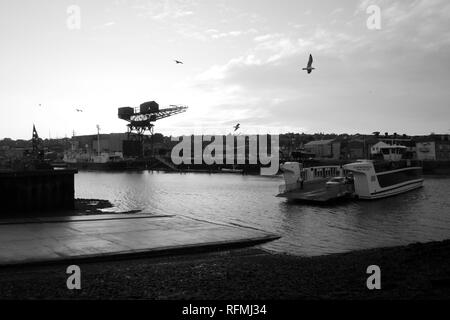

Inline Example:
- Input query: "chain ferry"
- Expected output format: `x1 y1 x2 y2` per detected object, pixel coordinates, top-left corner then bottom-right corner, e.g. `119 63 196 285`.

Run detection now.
278 144 423 201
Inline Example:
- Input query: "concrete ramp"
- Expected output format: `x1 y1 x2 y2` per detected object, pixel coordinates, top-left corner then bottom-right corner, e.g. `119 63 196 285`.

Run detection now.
0 214 279 266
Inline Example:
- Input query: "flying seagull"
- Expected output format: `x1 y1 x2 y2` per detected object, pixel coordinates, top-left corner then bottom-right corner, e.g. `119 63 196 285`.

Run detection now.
76 108 83 112
233 123 240 131
174 60 183 64
302 54 315 74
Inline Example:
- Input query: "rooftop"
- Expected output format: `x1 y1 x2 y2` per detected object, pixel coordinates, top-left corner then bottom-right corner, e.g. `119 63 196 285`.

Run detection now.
304 139 335 146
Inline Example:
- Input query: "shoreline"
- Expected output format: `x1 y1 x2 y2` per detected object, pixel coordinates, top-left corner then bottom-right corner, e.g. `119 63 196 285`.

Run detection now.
1 239 449 299
0 198 117 219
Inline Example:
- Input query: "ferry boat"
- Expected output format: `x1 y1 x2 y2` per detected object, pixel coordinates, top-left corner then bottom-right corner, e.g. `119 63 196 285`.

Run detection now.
344 144 424 199
278 144 424 201
63 151 127 170
343 159 423 199
277 162 351 201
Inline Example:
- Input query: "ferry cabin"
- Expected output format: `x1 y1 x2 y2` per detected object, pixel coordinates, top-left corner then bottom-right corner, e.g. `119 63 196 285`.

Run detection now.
302 165 344 181
371 142 408 161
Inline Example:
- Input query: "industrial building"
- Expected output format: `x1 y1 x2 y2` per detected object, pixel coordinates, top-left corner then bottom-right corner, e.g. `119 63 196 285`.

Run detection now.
304 139 341 160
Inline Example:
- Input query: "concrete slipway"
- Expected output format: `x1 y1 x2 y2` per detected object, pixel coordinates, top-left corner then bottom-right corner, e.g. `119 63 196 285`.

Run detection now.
0 214 280 266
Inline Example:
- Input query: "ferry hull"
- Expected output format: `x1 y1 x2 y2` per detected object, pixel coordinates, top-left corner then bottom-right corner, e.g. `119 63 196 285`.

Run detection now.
277 183 353 202
357 179 424 200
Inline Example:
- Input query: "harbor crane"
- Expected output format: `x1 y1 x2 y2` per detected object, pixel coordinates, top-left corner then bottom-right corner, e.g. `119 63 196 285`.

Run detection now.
118 101 188 157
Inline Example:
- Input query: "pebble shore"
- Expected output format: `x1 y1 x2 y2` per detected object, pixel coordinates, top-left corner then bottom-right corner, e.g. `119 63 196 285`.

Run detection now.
0 239 449 299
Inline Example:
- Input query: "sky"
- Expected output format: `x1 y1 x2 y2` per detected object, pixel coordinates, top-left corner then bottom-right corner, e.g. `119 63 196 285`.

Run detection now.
0 0 449 139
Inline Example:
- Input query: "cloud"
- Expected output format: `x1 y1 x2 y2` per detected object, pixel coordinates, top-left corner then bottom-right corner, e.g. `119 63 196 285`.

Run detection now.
133 0 197 20
355 0 450 50
173 10 194 18
93 21 116 30
330 8 344 15
208 29 258 39
186 0 450 134
254 33 283 42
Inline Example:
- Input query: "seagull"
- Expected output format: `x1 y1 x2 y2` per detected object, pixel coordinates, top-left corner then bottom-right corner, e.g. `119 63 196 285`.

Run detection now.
302 54 315 74
76 108 83 112
233 123 240 131
174 60 183 64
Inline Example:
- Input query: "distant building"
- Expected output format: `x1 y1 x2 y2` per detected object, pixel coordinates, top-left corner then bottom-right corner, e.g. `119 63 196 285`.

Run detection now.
304 139 340 159
4 147 27 159
416 141 436 160
344 140 365 159
371 141 390 156
435 135 450 160
72 133 129 154
337 135 377 160
416 134 450 161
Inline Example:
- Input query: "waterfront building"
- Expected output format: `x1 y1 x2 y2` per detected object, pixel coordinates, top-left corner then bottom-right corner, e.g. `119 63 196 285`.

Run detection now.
304 139 340 160
416 141 436 160
415 134 450 161
435 135 450 160
371 141 391 156
72 133 129 154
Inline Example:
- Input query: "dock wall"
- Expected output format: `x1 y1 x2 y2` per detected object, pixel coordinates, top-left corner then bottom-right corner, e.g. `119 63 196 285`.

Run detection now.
0 169 77 214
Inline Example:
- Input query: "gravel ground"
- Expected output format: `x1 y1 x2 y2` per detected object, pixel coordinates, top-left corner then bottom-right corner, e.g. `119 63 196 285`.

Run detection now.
0 240 449 300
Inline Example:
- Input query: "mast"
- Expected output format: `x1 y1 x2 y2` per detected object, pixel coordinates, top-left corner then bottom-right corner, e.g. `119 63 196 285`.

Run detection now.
96 124 100 156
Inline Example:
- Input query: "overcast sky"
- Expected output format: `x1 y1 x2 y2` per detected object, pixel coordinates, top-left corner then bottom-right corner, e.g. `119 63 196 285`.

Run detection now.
1 0 449 139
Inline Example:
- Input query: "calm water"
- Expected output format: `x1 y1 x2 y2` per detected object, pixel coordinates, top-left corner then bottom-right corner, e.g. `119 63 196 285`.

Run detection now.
75 171 450 256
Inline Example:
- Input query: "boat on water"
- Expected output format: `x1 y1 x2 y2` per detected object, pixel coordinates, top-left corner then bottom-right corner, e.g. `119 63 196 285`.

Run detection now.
278 162 345 194
63 151 127 170
343 159 423 199
278 144 424 201
344 144 424 199
277 162 353 202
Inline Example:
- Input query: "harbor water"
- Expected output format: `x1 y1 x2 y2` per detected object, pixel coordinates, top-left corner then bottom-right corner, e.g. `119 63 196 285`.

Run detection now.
75 171 450 256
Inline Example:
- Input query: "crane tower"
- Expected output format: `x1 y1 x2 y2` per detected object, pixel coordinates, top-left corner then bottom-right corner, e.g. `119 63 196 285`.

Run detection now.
118 101 187 157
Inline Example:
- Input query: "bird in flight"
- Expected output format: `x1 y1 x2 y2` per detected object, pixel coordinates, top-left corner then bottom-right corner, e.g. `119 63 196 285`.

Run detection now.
174 60 183 64
302 54 315 74
233 123 240 131
76 108 83 112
